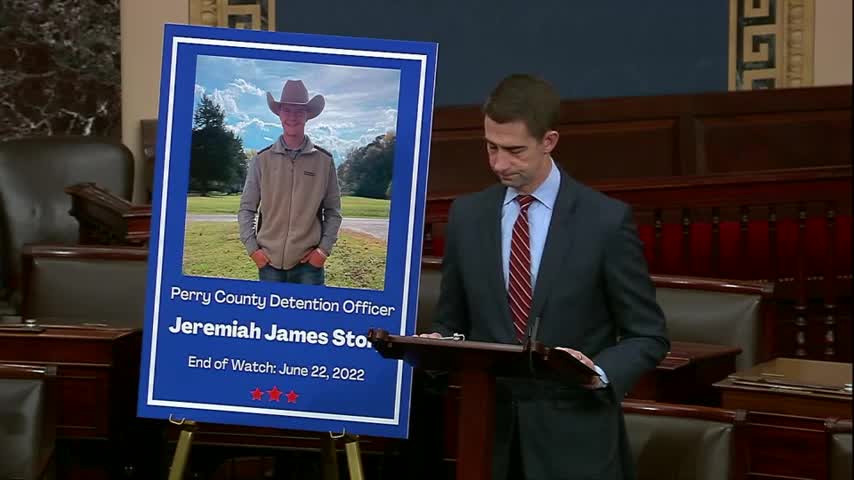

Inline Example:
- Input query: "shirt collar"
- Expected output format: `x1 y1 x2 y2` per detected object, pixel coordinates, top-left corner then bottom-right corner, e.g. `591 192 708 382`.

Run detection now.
273 135 313 155
502 158 560 210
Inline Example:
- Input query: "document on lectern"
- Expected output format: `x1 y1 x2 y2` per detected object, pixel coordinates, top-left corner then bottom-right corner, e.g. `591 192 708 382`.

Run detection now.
136 23 437 439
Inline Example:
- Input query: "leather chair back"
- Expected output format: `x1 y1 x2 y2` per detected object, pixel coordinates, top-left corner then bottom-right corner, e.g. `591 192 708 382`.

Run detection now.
416 264 442 334
0 136 134 302
655 283 764 370
625 407 733 480
0 364 56 480
22 246 148 328
831 430 852 480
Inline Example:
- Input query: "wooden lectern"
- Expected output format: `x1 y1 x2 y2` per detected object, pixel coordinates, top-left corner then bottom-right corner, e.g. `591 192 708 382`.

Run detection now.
65 182 152 246
367 329 596 480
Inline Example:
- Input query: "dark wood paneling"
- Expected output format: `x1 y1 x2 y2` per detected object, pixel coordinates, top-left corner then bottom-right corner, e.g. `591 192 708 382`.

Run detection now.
626 341 740 406
426 86 852 195
721 387 851 420
700 110 852 173
555 119 678 180
428 129 493 194
140 86 852 196
740 412 831 480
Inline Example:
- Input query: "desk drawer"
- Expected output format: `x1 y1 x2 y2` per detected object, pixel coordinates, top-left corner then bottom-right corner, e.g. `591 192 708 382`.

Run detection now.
54 366 112 439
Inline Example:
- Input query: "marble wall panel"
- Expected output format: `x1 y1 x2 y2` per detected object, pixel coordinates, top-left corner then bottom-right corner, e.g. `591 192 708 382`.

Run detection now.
0 0 121 141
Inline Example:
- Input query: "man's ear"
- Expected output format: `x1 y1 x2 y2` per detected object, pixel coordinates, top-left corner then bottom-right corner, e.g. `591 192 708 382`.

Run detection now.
541 130 559 154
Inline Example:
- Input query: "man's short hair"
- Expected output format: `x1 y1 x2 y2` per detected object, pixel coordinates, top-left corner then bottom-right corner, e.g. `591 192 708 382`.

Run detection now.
482 74 560 140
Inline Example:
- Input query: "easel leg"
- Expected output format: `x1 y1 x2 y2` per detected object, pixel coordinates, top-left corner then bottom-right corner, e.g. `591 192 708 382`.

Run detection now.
168 420 197 480
343 434 365 480
320 434 340 480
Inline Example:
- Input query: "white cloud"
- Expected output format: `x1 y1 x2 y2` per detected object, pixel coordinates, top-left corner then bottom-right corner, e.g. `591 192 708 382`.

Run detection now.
230 78 264 96
227 116 280 135
374 108 398 131
194 84 206 97
313 123 336 136
212 88 241 115
306 132 365 165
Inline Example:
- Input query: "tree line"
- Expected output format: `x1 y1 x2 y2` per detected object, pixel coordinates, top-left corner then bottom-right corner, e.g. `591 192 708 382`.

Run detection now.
189 95 246 195
189 95 395 199
336 131 395 199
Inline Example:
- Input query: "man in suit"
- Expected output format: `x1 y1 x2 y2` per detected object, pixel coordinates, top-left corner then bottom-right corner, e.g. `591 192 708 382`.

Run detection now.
423 74 670 479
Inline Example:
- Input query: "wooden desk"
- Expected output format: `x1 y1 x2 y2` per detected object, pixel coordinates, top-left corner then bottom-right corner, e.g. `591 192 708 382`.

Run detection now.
65 182 151 246
0 323 146 479
0 323 141 439
715 358 852 419
627 341 741 405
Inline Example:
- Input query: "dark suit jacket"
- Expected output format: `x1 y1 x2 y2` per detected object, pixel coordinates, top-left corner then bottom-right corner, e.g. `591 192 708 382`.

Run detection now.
433 169 670 480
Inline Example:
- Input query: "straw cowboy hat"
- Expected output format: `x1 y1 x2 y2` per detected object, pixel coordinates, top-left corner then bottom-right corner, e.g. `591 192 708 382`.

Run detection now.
266 80 325 119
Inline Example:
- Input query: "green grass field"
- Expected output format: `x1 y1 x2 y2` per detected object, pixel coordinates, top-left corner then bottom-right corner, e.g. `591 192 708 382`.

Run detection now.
182 221 386 290
186 194 390 218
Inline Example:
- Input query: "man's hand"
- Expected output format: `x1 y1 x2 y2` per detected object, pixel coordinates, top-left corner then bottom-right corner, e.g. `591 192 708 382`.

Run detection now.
555 347 604 389
301 248 327 268
250 249 270 268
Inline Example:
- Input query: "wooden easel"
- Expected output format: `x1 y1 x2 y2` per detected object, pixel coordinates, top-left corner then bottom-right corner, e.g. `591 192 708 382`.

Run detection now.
323 428 366 480
167 416 196 480
167 416 365 480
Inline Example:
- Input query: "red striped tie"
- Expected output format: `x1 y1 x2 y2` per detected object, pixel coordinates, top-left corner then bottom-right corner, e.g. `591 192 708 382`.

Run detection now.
509 194 535 343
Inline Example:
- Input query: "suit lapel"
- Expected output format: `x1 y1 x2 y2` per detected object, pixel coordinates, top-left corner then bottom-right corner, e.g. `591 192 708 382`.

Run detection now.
530 171 579 323
479 186 515 341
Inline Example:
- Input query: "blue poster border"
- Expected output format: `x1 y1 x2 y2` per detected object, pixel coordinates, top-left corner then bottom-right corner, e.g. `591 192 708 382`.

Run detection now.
137 23 437 438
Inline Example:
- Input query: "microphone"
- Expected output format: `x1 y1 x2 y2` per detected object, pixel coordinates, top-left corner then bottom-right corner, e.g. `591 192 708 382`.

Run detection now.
523 315 541 352
525 315 541 376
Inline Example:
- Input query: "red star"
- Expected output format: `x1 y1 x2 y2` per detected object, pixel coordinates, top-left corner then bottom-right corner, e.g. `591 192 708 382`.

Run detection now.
268 386 282 402
250 387 264 400
285 389 299 404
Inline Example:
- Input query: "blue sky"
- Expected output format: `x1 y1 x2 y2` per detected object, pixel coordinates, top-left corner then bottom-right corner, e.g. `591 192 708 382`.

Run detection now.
193 55 401 165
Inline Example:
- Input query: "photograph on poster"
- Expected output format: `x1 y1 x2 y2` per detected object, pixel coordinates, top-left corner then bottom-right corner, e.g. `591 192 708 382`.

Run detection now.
184 57 400 291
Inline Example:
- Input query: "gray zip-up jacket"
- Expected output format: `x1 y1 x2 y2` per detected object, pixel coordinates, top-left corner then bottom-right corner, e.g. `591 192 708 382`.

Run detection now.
238 135 342 270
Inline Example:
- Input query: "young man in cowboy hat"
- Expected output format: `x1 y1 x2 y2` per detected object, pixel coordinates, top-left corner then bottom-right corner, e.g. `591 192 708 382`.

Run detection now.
238 79 342 285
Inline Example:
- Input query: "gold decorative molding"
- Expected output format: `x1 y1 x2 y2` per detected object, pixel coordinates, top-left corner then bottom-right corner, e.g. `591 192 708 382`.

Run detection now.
728 0 814 90
189 0 276 31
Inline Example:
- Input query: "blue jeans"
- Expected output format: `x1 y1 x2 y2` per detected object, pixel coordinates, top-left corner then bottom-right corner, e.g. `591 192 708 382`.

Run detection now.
259 262 325 285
